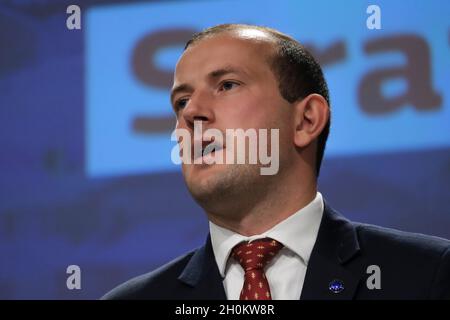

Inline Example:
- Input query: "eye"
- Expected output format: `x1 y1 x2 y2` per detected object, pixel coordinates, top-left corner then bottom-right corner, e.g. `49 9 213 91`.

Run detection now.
219 81 240 91
174 98 188 111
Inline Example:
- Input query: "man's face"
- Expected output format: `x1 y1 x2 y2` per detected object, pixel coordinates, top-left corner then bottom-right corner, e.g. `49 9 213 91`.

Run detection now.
171 31 294 210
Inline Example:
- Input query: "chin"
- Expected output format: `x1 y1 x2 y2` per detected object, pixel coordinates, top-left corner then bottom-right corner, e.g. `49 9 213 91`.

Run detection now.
184 164 260 208
186 170 226 202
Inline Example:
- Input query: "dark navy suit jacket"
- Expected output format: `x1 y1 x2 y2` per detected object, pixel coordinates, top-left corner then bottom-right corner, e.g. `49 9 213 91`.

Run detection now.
103 200 450 299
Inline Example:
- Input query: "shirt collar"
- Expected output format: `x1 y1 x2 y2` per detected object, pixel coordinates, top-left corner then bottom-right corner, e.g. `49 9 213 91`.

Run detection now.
209 192 324 277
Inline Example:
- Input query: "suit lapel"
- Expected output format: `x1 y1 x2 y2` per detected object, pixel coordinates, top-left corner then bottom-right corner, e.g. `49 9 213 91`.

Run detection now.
301 199 362 300
177 200 362 300
177 234 227 299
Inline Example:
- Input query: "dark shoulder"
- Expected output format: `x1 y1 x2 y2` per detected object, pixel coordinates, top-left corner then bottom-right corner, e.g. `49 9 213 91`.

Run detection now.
101 250 195 300
356 222 450 254
354 223 450 298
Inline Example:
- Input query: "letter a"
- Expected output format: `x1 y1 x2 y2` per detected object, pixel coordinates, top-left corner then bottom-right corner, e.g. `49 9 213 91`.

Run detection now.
366 5 381 30
66 5 81 30
366 265 381 290
66 265 81 290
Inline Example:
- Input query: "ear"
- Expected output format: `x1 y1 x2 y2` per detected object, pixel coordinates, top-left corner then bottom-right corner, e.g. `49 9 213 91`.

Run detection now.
293 93 329 148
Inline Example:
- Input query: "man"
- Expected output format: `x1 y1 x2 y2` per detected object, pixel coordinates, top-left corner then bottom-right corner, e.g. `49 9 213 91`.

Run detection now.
103 24 450 300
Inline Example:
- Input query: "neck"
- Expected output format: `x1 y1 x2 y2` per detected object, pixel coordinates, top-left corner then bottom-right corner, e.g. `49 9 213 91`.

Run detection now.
207 168 317 236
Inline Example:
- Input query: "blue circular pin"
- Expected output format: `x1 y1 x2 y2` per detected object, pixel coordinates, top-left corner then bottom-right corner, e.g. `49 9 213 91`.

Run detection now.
329 279 345 294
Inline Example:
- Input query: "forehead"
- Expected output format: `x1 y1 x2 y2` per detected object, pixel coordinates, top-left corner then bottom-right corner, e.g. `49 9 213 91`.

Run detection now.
174 32 276 83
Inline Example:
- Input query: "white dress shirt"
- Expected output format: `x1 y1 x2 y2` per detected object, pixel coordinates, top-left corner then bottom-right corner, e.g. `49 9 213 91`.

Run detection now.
209 192 324 300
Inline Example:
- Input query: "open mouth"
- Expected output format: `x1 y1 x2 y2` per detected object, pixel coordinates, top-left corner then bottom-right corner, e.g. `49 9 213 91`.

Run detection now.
203 142 223 156
193 139 225 161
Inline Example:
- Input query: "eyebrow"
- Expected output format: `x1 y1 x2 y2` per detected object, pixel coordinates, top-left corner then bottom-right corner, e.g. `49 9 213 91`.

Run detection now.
170 83 193 107
170 66 247 106
209 66 246 79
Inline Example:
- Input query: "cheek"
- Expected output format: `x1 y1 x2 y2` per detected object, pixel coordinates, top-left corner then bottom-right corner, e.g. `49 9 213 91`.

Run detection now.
181 163 192 180
218 93 279 130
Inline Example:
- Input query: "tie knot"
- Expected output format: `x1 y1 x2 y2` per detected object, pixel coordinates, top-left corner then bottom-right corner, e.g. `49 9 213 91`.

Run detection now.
231 238 283 272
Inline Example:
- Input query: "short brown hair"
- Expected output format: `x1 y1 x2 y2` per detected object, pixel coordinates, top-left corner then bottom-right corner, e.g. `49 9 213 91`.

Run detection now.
185 24 331 177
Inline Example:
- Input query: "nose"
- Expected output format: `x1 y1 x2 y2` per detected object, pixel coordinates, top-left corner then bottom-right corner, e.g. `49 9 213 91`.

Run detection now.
181 90 214 130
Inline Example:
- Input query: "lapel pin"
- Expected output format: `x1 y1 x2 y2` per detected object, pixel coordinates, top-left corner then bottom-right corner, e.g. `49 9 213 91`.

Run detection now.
329 279 345 294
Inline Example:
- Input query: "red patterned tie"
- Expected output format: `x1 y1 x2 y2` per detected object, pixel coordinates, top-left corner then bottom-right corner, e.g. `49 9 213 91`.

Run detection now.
231 238 283 300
